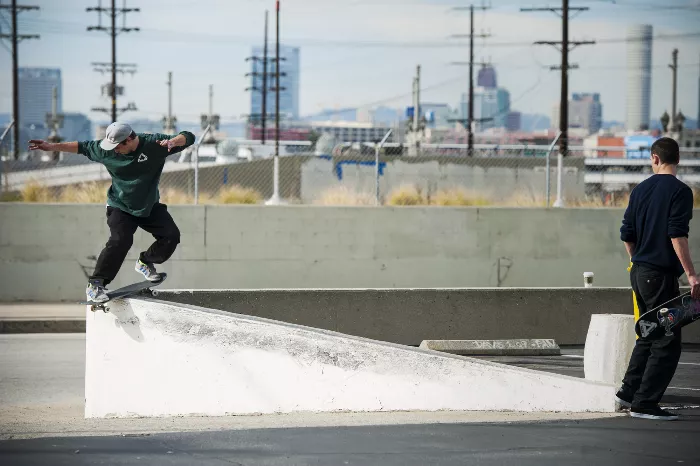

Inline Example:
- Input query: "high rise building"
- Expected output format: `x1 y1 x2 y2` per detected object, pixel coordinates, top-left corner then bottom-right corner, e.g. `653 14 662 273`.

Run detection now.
506 112 521 132
62 113 92 142
249 45 300 121
477 65 497 89
19 67 62 126
461 87 510 131
551 93 603 134
626 25 652 131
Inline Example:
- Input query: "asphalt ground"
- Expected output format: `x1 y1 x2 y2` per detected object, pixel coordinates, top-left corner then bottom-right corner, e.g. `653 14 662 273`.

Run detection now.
1 334 698 466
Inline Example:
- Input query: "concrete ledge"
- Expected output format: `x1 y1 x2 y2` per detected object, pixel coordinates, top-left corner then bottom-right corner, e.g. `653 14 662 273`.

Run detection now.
85 297 616 418
0 319 85 334
155 287 700 346
419 339 561 356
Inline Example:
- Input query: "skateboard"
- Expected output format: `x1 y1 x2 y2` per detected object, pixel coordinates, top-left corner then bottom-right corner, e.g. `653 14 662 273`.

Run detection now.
79 273 167 313
635 291 700 339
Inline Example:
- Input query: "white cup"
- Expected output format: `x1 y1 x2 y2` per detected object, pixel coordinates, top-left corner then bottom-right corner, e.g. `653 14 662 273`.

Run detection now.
583 272 594 288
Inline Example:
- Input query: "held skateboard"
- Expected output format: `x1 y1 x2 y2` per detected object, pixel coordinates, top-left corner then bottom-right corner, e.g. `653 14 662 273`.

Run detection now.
79 273 167 313
635 292 700 339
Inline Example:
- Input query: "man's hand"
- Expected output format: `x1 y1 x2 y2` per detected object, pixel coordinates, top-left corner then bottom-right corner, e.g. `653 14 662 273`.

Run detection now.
28 140 54 152
157 135 186 152
689 274 700 299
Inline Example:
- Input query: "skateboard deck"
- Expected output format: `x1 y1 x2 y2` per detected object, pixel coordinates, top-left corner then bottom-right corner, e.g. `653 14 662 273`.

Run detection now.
635 292 700 339
79 273 167 313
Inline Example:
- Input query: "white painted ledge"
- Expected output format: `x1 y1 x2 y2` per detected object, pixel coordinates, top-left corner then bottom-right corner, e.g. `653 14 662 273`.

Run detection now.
85 299 617 418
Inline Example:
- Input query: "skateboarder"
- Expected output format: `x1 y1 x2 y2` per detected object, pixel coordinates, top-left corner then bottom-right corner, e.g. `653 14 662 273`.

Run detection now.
28 122 196 303
616 136 700 420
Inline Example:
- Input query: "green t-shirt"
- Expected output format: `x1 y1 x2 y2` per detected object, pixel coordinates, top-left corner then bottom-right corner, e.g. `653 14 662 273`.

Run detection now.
78 131 195 217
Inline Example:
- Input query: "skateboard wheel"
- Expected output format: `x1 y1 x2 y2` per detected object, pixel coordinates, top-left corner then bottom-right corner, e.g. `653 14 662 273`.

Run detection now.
152 290 159 297
660 308 669 316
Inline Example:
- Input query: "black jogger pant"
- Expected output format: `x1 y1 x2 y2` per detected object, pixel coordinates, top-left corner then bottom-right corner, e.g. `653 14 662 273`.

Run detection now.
619 263 682 410
90 203 180 286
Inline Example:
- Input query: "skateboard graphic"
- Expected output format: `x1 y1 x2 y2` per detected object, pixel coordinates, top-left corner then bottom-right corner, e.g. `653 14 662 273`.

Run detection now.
79 273 167 313
635 292 700 339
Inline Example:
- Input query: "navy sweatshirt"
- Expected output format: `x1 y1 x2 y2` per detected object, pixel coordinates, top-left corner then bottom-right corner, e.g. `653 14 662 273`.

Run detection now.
620 174 694 277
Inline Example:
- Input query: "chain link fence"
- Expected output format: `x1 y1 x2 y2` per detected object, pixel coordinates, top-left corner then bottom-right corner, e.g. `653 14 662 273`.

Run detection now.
3 141 700 207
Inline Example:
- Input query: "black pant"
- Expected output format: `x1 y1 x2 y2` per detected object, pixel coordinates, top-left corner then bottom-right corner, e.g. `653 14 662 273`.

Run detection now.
90 203 180 286
619 263 682 409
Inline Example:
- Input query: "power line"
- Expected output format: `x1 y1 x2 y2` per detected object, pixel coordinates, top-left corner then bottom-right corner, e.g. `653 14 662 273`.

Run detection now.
451 3 491 154
522 0 595 158
87 0 140 122
15 17 700 48
0 0 40 160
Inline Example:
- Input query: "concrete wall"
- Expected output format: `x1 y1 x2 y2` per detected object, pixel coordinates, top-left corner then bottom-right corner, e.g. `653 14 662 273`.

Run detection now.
152 288 700 346
301 155 584 203
156 155 585 204
2 204 699 302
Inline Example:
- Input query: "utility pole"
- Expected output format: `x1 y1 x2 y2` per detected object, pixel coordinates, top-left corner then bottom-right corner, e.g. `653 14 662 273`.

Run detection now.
46 86 64 161
451 3 490 155
669 48 678 132
0 0 40 160
87 0 139 122
275 0 281 159
521 0 594 157
245 10 271 144
201 85 219 143
265 0 286 205
162 71 177 134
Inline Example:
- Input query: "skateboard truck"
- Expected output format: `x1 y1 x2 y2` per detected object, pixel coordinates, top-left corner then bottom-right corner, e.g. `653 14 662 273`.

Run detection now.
658 308 674 337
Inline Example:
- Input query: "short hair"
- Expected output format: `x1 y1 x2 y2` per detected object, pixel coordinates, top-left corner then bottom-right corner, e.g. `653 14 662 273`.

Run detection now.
651 137 679 165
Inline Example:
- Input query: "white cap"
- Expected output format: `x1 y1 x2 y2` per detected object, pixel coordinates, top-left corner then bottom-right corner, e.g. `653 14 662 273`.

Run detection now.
100 122 133 150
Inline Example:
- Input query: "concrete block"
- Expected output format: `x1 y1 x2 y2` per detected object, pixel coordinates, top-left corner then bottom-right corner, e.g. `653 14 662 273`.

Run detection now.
583 314 635 386
84 298 616 418
419 339 561 356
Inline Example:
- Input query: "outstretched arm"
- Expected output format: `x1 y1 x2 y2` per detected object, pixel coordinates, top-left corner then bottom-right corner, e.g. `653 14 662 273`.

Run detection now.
29 140 79 153
154 131 196 155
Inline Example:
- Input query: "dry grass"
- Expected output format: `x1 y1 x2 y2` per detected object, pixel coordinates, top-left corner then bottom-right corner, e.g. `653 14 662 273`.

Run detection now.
216 185 263 204
160 188 197 205
59 182 109 204
431 187 491 207
386 184 426 206
19 179 53 203
313 186 375 206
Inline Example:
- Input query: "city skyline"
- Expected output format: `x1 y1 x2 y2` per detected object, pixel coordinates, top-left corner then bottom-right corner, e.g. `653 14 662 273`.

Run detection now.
0 0 698 127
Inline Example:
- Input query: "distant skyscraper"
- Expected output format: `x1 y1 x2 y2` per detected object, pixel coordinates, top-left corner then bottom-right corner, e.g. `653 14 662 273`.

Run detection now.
19 67 62 126
463 87 510 131
477 65 497 89
551 93 603 134
626 25 652 131
62 113 92 142
506 112 521 132
250 45 300 121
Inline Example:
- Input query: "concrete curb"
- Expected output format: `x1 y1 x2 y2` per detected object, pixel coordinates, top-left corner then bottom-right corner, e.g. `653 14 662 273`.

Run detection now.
419 339 561 356
0 319 86 334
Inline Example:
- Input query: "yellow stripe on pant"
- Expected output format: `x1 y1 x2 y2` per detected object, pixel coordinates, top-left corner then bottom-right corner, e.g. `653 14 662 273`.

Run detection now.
628 261 640 339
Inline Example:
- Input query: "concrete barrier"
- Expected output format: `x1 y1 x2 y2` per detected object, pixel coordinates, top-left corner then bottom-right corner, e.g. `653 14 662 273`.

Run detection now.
152 287 700 346
84 297 616 418
6 204 699 302
583 314 636 386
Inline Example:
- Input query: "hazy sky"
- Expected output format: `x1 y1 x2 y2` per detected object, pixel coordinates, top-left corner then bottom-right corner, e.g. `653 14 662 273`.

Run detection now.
0 0 699 125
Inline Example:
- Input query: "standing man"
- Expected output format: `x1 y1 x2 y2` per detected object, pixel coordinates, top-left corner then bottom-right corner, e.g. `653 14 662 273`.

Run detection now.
616 136 699 420
29 122 196 303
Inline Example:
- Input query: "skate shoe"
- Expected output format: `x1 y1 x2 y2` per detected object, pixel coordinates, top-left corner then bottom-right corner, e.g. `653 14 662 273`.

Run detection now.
135 258 162 282
86 280 109 303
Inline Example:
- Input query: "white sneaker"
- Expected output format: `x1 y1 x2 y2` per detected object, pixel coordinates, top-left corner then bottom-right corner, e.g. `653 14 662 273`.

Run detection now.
135 258 162 282
86 281 109 303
